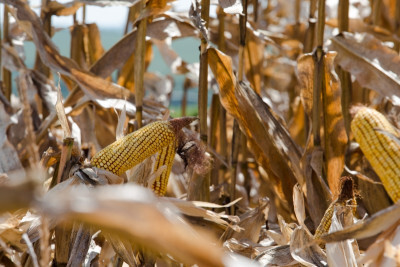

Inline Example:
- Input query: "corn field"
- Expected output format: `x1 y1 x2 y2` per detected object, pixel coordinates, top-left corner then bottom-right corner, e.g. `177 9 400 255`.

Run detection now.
1 0 400 266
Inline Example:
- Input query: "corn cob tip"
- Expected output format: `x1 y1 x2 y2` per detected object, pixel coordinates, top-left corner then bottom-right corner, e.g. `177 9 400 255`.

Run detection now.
337 176 355 202
169 117 198 134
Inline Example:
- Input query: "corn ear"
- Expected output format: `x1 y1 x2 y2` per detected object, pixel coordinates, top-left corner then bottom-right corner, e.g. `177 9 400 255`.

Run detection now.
351 107 400 202
151 141 176 196
91 118 196 176
314 202 339 239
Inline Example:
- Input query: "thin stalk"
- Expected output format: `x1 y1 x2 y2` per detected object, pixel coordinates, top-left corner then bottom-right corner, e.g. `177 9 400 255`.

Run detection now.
372 0 381 26
304 0 317 52
209 94 220 186
230 121 240 215
1 5 11 101
56 138 74 184
312 0 326 147
316 0 325 47
198 0 210 143
134 0 147 128
82 4 86 24
34 0 51 77
217 7 226 52
394 0 400 52
338 0 352 136
191 0 211 201
253 0 258 22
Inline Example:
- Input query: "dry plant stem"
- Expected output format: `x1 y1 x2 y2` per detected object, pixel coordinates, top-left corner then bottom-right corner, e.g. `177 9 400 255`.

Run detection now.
304 0 317 52
191 0 210 201
230 121 241 215
39 215 50 267
56 137 74 184
312 48 324 147
312 0 325 147
209 94 220 186
316 0 325 48
1 5 11 101
217 7 226 52
253 0 258 22
338 0 352 136
19 74 41 168
372 0 382 26
134 0 147 128
34 0 51 77
395 0 400 52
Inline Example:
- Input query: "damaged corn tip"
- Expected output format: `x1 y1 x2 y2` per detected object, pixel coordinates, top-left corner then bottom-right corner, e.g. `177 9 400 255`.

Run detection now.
351 107 400 202
151 141 176 196
91 121 176 176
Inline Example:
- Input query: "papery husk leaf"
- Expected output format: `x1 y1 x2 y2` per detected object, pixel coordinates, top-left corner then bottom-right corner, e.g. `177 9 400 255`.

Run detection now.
329 32 400 105
39 184 225 267
290 226 327 267
208 47 304 219
318 203 400 243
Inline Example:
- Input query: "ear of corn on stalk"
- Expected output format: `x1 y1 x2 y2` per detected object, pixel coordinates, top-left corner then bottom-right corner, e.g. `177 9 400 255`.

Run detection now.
314 176 356 239
91 118 196 195
351 107 400 202
151 141 176 196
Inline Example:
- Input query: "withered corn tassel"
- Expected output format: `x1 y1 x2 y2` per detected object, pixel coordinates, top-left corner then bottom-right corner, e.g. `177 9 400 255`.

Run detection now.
91 118 196 195
351 107 400 202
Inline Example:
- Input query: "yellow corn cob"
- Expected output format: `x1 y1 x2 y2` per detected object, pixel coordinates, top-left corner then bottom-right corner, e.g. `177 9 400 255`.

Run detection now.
314 202 340 239
91 118 196 177
314 176 356 239
351 107 400 202
151 141 176 196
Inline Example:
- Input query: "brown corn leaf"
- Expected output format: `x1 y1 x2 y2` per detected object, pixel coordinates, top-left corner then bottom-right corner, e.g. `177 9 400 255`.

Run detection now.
40 184 225 267
255 245 297 266
290 226 327 267
329 32 400 105
208 47 304 218
45 1 83 16
323 52 348 196
297 52 348 196
222 198 269 242
0 102 24 174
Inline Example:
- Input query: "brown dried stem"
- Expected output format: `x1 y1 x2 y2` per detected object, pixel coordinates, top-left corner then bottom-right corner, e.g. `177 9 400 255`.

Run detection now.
134 0 148 128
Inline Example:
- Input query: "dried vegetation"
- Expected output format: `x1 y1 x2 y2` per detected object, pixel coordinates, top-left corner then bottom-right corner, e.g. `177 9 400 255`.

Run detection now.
2 0 400 266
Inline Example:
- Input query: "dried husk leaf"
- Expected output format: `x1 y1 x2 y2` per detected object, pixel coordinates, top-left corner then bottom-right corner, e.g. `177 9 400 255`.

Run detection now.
329 32 400 105
222 198 269 242
317 203 400 243
326 206 358 267
290 226 327 267
208 47 304 219
39 184 225 267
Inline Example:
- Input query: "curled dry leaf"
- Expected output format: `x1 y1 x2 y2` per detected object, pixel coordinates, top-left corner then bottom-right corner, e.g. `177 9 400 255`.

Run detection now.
208 47 303 219
329 32 400 105
290 226 327 267
222 198 269 243
39 184 225 267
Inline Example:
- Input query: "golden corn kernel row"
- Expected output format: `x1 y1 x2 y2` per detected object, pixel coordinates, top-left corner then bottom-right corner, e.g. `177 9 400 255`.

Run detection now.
314 202 340 239
351 107 400 202
91 121 175 176
151 141 176 196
